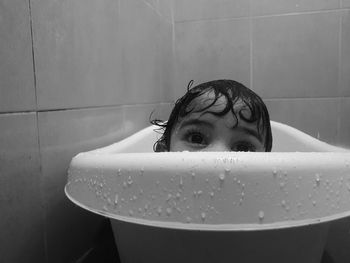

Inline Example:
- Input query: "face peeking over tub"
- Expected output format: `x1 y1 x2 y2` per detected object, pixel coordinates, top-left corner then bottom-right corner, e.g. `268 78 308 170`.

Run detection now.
152 79 273 153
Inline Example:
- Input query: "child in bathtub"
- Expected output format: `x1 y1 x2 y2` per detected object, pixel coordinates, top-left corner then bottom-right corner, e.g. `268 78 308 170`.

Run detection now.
150 79 335 263
152 79 273 153
82 79 335 263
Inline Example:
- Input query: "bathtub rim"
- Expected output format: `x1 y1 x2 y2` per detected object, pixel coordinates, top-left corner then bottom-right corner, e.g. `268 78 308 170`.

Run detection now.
65 121 350 232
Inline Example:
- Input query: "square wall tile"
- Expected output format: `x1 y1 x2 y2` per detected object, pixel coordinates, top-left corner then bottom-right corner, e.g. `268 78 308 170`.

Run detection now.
342 0 350 7
0 0 36 112
265 98 339 146
32 0 123 110
0 113 45 262
174 18 250 100
123 103 163 136
119 0 163 104
174 0 250 22
340 10 350 96
38 107 125 262
253 12 340 99
157 17 175 103
251 0 340 16
338 97 350 148
122 103 173 151
156 102 174 121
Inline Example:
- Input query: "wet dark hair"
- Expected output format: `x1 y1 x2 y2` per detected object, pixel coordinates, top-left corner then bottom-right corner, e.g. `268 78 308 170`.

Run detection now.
151 79 272 152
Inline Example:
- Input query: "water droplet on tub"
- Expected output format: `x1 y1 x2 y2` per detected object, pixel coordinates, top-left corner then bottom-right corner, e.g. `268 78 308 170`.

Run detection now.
127 176 133 186
129 210 134 216
272 168 277 178
201 212 206 221
280 182 285 189
114 194 119 205
191 171 196 178
179 176 184 188
312 201 317 206
281 200 286 207
166 207 172 216
140 168 144 176
258 211 264 222
186 217 192 223
117 169 122 176
219 173 225 181
157 206 162 216
210 192 215 198
315 174 321 186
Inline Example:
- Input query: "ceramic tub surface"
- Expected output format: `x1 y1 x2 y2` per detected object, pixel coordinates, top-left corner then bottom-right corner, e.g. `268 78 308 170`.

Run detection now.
65 121 350 230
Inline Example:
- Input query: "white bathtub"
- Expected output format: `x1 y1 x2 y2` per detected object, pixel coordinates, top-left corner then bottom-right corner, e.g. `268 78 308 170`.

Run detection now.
65 121 350 263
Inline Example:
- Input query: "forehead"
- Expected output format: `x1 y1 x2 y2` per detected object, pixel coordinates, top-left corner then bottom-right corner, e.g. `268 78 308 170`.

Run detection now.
185 90 252 118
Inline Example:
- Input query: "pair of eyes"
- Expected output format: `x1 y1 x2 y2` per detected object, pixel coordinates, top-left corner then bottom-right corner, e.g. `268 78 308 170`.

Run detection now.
182 129 257 152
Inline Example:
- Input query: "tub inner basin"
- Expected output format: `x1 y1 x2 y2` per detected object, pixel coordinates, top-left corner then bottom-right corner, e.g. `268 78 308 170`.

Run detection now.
65 121 350 263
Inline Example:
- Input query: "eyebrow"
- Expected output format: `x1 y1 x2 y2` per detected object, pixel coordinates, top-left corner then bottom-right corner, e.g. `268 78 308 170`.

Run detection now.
178 118 214 130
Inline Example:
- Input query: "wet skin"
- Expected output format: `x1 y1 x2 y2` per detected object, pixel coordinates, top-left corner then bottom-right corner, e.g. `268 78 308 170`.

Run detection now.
169 93 265 152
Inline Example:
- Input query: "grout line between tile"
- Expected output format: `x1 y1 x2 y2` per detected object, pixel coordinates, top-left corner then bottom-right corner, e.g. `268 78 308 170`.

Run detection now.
249 0 253 90
28 0 47 254
35 110 48 263
1 97 349 116
28 0 38 112
338 9 343 97
174 7 348 24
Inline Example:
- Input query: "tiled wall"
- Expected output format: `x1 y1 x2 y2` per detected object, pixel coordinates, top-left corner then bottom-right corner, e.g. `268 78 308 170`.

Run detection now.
1 0 350 262
0 0 173 262
173 0 350 148
172 1 350 262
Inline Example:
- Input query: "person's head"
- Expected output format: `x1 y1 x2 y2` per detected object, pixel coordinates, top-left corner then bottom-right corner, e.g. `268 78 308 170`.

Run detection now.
152 79 272 152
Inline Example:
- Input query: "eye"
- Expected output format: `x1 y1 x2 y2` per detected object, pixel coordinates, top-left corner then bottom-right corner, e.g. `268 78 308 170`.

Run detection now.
182 128 209 147
187 132 206 145
233 142 256 152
